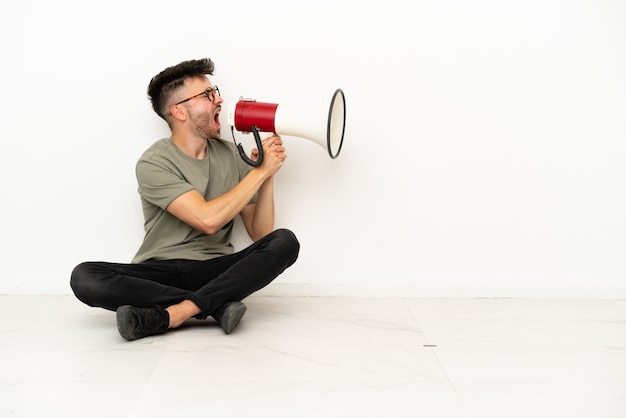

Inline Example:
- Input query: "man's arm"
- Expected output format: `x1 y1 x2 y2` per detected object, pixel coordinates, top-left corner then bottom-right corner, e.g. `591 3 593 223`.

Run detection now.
239 174 275 241
166 136 285 238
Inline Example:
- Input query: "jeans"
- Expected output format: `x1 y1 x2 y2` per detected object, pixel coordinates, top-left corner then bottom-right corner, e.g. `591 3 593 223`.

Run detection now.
70 229 299 319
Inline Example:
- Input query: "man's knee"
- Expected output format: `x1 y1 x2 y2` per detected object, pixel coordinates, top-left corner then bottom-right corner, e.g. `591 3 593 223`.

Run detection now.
70 262 99 306
273 228 300 263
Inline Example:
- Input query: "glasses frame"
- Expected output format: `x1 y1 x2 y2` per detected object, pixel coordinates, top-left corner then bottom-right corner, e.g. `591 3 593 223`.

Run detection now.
175 86 220 106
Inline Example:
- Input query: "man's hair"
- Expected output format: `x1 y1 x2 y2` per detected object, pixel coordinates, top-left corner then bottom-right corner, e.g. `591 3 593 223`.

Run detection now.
147 58 215 122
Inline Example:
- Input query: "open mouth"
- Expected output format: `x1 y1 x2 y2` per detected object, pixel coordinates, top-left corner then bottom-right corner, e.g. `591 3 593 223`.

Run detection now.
214 108 221 129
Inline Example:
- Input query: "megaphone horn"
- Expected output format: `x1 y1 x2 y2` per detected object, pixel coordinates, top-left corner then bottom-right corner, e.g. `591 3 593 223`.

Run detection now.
227 89 346 167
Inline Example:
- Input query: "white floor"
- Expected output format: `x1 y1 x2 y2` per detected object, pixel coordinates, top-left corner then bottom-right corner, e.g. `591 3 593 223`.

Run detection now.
1 295 625 418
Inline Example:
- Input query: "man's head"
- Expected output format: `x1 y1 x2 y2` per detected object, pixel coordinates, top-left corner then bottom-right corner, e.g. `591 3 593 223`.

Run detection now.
148 58 216 125
148 58 224 140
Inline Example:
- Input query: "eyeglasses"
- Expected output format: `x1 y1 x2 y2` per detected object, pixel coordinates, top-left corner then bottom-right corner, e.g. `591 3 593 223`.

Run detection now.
175 86 220 105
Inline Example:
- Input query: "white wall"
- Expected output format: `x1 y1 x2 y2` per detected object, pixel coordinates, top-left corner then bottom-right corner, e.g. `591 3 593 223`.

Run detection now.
1 0 624 297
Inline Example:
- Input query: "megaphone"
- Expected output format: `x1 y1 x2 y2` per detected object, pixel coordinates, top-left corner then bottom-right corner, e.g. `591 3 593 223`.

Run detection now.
227 89 346 166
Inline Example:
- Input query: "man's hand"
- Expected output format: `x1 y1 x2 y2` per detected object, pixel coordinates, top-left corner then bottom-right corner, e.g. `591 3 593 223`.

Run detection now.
251 134 287 176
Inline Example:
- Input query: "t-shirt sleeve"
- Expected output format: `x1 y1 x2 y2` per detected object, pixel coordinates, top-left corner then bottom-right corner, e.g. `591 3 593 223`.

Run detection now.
136 159 195 210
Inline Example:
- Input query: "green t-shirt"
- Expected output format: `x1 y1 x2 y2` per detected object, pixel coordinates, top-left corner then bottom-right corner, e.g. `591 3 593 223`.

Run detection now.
132 137 255 263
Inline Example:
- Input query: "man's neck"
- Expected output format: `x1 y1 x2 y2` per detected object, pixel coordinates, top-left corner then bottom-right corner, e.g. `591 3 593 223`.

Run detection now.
172 133 208 159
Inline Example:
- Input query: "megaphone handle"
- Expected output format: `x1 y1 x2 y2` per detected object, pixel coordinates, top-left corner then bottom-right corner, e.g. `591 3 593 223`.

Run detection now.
231 126 264 167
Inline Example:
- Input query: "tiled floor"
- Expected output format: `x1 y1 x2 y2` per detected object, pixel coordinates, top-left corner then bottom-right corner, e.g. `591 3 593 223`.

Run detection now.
1 294 625 417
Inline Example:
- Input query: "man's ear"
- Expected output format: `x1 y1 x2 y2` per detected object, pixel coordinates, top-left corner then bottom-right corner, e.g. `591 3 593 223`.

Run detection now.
170 104 187 121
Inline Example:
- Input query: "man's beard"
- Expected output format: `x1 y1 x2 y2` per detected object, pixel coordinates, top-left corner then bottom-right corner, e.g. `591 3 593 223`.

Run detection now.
190 110 220 139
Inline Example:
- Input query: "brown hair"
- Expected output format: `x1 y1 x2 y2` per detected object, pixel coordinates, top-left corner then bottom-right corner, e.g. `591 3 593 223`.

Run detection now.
147 58 215 122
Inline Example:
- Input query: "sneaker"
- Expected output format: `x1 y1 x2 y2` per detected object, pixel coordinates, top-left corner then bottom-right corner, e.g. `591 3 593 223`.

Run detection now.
116 305 170 341
215 301 247 334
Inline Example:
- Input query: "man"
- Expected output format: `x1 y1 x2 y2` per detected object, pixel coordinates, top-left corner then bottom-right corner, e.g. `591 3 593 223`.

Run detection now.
70 58 300 341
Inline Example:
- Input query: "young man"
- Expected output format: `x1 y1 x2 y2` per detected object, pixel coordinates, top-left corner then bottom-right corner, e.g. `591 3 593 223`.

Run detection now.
70 58 299 341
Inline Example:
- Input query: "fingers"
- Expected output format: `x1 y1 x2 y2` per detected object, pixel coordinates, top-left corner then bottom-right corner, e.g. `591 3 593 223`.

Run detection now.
262 134 282 146
251 135 287 173
265 135 286 159
268 136 286 171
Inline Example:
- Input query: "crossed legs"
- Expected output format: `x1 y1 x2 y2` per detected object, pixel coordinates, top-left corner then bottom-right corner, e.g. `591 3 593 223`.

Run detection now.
70 229 299 340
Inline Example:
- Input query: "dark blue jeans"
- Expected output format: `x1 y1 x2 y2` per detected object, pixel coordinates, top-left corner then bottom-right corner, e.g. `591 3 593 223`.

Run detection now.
70 229 299 318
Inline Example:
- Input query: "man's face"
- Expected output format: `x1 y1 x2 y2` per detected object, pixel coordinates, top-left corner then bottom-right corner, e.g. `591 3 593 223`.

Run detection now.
176 77 224 139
